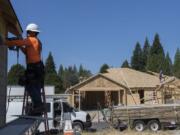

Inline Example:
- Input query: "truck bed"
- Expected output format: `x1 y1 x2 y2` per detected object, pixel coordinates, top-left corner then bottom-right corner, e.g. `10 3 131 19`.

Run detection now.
112 104 180 125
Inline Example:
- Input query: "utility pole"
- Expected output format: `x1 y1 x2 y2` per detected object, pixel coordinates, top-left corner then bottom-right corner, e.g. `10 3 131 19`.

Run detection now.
0 35 7 127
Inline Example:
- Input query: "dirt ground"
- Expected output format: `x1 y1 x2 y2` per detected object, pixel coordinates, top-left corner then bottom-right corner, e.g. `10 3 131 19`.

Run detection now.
82 129 180 135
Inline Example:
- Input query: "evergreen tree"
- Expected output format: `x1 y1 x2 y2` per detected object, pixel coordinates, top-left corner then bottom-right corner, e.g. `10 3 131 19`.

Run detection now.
8 64 25 85
58 64 64 78
61 66 77 89
45 52 63 93
73 65 78 74
59 65 92 90
173 48 180 78
79 65 84 77
163 52 173 75
146 34 165 73
61 67 69 89
142 38 150 71
45 52 57 84
45 73 63 92
121 60 130 68
131 42 144 71
45 52 56 74
67 66 79 86
57 64 66 91
78 64 92 78
99 64 109 73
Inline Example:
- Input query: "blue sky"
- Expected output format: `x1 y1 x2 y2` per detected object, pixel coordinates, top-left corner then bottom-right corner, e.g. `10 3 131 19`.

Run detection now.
9 0 180 73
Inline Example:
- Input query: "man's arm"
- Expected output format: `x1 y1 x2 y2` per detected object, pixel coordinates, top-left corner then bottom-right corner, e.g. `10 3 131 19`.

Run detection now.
5 38 31 47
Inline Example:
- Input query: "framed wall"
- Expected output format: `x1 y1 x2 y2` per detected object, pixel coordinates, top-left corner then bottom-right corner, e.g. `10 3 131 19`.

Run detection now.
0 15 7 127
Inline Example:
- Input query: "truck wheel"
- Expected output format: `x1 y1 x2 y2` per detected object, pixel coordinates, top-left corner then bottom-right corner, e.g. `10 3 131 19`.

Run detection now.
148 120 160 131
134 120 146 132
73 122 83 132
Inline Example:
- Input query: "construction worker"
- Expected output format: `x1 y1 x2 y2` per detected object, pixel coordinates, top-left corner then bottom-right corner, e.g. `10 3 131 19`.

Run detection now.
159 70 165 83
5 23 45 115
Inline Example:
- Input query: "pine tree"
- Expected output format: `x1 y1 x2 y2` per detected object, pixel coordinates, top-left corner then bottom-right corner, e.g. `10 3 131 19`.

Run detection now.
58 64 64 77
67 65 79 86
146 34 165 73
62 67 70 89
73 65 78 74
8 64 25 85
57 64 66 91
78 64 92 78
45 52 56 74
121 60 130 68
173 48 180 78
131 42 144 71
45 52 63 93
45 52 57 84
79 65 84 77
163 52 173 75
142 38 150 71
62 66 74 89
99 64 109 73
59 65 92 90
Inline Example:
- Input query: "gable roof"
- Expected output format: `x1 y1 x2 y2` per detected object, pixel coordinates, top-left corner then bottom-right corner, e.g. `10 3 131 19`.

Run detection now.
66 68 163 93
0 0 23 35
65 73 128 93
104 68 160 88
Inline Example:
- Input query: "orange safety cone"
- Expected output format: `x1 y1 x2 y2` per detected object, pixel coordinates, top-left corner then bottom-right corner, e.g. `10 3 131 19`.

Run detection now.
63 120 74 135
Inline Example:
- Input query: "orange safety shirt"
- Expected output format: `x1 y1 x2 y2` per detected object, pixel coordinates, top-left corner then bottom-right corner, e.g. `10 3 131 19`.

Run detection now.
5 37 41 64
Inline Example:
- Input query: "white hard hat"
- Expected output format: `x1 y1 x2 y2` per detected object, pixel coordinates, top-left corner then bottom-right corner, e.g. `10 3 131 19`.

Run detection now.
26 23 40 33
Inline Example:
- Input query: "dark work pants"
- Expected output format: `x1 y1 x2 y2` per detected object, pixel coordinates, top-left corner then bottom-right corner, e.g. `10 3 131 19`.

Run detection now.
25 83 42 108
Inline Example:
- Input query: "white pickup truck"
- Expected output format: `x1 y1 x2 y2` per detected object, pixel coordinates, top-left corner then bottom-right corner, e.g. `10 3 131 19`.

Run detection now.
53 100 92 132
6 86 91 132
7 99 92 132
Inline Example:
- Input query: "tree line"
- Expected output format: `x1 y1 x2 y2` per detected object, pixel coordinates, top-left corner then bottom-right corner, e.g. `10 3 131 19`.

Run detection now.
100 33 180 79
8 52 92 93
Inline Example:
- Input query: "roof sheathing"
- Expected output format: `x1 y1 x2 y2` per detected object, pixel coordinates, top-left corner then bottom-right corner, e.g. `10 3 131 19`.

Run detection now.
105 68 160 88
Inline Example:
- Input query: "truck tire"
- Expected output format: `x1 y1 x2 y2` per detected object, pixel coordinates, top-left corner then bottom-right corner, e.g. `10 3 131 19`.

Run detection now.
73 122 83 132
133 120 146 132
148 120 160 131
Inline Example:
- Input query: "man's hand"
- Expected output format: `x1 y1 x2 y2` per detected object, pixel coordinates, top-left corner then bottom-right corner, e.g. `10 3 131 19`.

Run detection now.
6 37 22 51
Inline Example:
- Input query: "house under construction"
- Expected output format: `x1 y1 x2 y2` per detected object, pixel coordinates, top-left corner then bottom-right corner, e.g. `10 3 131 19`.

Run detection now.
66 68 180 110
